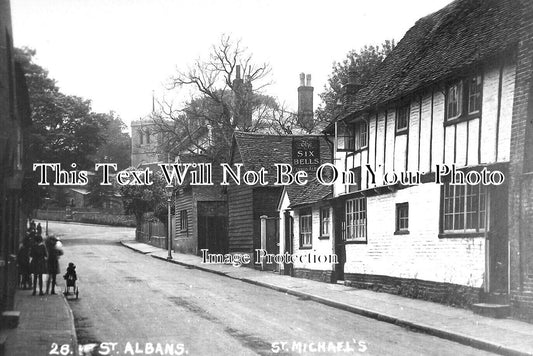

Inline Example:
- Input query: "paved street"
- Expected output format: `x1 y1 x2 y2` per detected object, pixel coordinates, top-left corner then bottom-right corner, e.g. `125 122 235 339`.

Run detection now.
49 221 495 356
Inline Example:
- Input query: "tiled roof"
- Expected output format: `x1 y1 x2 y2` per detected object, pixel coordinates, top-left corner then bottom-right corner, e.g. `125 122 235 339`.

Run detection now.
232 131 331 182
329 0 524 128
288 179 332 208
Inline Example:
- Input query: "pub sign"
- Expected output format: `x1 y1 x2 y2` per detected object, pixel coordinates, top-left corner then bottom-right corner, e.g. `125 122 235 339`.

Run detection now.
292 137 320 173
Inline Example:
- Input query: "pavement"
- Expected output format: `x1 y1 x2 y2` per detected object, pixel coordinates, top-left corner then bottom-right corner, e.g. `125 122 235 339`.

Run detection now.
122 240 533 356
1 288 78 356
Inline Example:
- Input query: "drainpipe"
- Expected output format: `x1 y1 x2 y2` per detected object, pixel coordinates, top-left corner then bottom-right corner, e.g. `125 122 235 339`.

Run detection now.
260 215 267 271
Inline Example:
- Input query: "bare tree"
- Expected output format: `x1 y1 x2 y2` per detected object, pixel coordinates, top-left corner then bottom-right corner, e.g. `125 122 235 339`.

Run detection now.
151 35 311 163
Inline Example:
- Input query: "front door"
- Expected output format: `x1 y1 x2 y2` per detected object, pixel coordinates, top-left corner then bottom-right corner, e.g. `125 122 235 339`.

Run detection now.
487 185 509 294
264 217 279 271
334 202 346 282
283 211 293 276
198 215 227 254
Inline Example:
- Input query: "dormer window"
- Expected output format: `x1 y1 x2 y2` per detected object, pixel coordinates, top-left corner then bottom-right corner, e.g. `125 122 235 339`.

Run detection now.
445 74 482 123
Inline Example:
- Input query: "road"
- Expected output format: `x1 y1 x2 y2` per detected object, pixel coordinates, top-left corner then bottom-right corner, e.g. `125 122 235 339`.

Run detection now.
47 221 494 356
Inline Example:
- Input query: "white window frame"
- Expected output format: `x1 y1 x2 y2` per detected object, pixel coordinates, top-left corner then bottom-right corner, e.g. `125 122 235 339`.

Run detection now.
319 207 330 237
299 209 312 248
396 104 410 134
345 197 367 242
442 183 487 234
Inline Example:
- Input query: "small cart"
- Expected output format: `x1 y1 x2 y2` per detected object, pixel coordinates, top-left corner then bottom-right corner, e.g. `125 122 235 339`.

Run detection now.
63 273 78 299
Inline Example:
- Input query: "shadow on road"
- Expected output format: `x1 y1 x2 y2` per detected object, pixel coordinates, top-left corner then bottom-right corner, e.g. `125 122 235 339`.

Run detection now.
61 239 122 246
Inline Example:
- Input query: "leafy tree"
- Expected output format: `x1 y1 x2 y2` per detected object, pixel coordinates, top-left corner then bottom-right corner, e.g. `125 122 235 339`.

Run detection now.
16 47 132 214
15 47 107 170
316 40 395 124
91 112 131 170
86 172 116 209
118 169 167 238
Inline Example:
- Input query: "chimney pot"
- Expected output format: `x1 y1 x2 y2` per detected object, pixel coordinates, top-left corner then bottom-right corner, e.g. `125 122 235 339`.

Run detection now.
299 73 305 86
306 74 312 87
236 65 241 80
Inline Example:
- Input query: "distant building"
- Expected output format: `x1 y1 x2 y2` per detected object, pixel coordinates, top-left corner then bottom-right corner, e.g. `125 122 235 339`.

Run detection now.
0 0 32 315
130 115 166 168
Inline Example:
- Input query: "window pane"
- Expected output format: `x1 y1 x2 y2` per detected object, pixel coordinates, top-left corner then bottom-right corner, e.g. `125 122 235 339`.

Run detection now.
346 198 366 241
447 82 463 119
397 105 409 132
320 208 330 236
442 181 488 233
360 121 368 147
396 203 409 231
300 211 312 246
468 75 482 114
351 122 368 151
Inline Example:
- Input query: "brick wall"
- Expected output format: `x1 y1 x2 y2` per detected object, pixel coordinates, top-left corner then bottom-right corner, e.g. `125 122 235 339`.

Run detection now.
294 269 334 284
344 273 481 308
509 0 533 322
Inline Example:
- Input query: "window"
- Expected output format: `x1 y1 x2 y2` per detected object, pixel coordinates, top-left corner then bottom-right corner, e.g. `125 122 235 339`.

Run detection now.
346 197 366 242
467 75 482 114
337 121 368 151
447 82 463 120
354 121 368 151
145 129 151 144
348 166 362 193
445 74 482 122
319 207 330 237
395 203 409 234
442 183 487 234
179 210 188 232
396 104 409 134
299 209 312 247
139 131 144 145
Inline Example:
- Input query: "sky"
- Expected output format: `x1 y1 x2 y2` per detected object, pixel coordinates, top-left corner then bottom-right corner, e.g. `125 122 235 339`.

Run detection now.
11 0 454 131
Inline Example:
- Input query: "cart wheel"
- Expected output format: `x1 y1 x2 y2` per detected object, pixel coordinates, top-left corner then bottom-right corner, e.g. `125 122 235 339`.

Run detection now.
75 287 78 299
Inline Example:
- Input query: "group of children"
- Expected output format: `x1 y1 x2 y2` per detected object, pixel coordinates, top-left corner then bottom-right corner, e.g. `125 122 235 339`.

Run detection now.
16 221 77 296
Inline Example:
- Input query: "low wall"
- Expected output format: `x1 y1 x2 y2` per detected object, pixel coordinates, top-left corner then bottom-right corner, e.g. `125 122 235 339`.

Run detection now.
35 209 136 227
294 268 334 284
344 273 482 308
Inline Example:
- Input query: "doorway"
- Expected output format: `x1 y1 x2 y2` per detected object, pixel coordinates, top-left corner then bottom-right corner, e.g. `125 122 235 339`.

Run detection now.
283 211 293 276
334 202 346 282
197 202 227 255
487 185 509 295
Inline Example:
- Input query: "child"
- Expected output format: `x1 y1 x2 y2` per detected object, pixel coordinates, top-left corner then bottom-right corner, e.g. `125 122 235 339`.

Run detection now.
63 262 77 295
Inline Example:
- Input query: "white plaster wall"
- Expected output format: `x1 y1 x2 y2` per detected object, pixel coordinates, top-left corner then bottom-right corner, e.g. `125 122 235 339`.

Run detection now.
292 206 335 271
343 184 486 287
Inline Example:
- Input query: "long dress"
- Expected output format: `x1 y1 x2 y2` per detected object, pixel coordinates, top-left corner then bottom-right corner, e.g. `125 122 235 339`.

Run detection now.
30 243 47 274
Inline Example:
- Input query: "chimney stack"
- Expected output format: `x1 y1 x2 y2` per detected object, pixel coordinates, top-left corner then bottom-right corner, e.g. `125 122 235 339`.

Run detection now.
233 64 252 130
342 59 364 109
298 73 314 131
